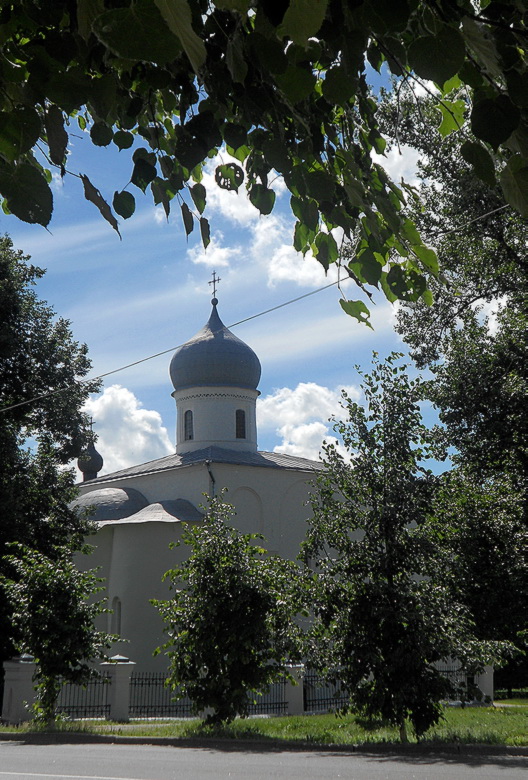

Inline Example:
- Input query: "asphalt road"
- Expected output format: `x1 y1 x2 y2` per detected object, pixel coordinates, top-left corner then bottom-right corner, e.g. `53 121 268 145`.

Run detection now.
0 742 527 780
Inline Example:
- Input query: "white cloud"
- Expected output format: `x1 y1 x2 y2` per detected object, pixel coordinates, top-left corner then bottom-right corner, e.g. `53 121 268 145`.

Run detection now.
258 381 360 459
81 385 173 476
472 295 508 336
372 144 422 187
187 232 242 268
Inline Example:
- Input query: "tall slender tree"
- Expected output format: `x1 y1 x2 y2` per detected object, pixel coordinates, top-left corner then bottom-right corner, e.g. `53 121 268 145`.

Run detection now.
0 235 101 699
303 355 497 740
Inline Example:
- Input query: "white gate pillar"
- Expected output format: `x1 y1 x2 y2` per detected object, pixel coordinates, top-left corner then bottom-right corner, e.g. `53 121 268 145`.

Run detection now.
475 665 494 703
1 655 37 724
100 655 135 722
285 664 305 716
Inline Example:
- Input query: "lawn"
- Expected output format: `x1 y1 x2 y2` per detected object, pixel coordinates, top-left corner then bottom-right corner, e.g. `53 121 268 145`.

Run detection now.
2 705 527 747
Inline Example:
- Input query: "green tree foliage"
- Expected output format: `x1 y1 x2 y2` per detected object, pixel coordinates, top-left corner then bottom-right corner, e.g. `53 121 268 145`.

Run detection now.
0 235 101 686
377 87 527 689
0 2 526 320
425 306 527 485
155 495 303 724
3 546 111 723
375 86 527 371
303 355 495 740
432 470 527 647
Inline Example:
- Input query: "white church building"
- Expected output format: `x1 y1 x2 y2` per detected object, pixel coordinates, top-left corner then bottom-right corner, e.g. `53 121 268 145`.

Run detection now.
74 296 322 669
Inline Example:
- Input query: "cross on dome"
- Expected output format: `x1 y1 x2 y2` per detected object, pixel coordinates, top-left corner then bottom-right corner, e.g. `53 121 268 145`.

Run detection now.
208 271 221 302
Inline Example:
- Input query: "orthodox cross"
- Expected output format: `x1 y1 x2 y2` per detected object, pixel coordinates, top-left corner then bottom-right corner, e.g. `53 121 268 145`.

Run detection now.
209 271 221 298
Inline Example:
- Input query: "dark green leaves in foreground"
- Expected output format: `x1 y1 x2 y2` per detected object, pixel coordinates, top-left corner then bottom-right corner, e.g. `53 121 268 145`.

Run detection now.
0 0 527 319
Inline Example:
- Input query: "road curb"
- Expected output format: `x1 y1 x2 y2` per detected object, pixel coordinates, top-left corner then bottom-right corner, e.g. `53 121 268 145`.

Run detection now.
0 731 527 756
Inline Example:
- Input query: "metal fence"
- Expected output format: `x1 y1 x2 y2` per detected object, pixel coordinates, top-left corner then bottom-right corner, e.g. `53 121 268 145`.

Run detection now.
434 659 469 697
129 672 194 717
55 674 111 719
247 679 287 715
303 670 349 713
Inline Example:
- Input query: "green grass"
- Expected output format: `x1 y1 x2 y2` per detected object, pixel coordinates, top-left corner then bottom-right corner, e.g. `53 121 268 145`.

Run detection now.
2 706 526 747
495 698 528 707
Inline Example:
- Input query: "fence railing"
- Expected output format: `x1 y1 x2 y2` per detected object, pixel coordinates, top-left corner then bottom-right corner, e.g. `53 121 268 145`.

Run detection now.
248 679 287 715
129 672 194 718
3 655 491 725
55 673 111 719
303 670 349 713
51 665 473 719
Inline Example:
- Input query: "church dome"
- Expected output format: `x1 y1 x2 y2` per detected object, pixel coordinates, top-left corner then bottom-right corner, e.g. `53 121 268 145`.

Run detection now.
77 441 104 481
72 487 148 523
170 299 261 391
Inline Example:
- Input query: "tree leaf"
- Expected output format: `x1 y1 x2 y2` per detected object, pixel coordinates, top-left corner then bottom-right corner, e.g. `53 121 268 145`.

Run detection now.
0 162 53 226
249 183 275 215
339 298 373 329
154 0 206 74
408 25 465 85
0 108 41 162
461 16 503 81
471 94 520 150
200 216 210 249
181 201 194 237
278 0 329 48
77 0 105 41
113 130 134 151
215 163 244 191
322 65 356 105
275 65 316 104
223 123 248 151
313 231 338 270
80 174 120 236
500 154 528 217
413 245 439 276
226 33 248 84
90 122 113 147
113 190 135 219
190 182 206 214
436 99 466 138
44 105 68 167
350 248 383 285
293 220 316 254
131 157 157 192
460 141 496 187
92 0 182 64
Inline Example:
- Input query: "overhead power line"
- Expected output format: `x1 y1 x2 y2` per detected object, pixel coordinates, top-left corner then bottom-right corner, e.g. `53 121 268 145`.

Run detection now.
0 281 339 415
0 198 516 417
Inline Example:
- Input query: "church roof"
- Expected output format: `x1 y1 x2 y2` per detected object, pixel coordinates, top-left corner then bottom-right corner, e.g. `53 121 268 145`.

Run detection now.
80 446 323 485
169 300 261 391
97 499 204 527
72 486 148 521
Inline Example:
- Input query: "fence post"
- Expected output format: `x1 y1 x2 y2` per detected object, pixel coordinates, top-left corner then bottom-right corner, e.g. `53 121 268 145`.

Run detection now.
475 665 494 703
285 664 305 716
1 655 37 724
100 655 135 722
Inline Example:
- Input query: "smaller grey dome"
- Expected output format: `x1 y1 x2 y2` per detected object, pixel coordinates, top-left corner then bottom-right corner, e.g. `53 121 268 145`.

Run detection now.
117 499 205 525
77 441 104 481
72 487 148 523
170 302 261 391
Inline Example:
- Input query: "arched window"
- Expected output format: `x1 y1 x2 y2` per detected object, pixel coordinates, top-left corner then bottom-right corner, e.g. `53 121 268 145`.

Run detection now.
184 410 194 440
111 597 122 635
236 409 246 439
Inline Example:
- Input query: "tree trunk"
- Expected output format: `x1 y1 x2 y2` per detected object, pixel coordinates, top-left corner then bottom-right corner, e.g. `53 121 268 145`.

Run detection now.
399 720 409 743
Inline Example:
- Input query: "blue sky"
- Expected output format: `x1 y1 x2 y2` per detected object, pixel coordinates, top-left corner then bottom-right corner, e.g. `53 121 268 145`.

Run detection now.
4 121 422 476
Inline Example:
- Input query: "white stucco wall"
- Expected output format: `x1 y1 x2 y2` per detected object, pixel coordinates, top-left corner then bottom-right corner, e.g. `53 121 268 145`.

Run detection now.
78 459 317 669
